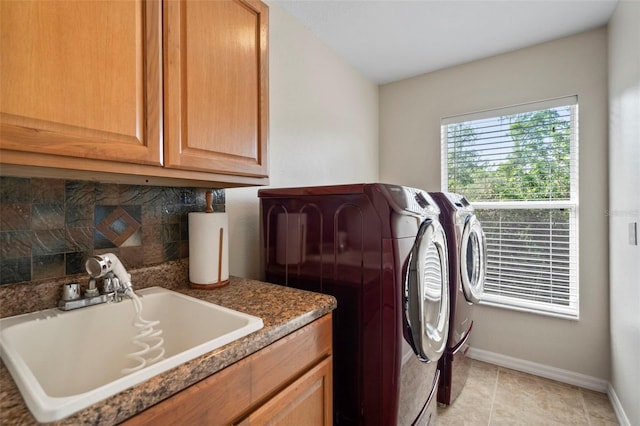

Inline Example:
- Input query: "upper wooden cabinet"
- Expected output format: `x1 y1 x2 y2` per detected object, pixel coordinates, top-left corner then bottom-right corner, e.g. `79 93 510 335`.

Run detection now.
0 0 269 187
164 0 269 178
0 0 163 165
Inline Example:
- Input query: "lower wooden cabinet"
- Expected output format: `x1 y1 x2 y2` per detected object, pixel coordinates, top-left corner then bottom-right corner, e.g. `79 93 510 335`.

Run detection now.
123 314 332 426
236 357 332 426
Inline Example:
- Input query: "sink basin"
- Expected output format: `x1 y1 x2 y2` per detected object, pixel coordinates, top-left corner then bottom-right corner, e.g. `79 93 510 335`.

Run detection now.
0 286 263 422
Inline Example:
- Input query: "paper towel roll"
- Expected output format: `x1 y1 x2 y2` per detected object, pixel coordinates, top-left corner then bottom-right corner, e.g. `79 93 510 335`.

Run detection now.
188 212 229 287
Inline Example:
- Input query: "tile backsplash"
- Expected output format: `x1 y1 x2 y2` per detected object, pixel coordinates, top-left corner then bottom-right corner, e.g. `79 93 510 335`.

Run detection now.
0 177 224 285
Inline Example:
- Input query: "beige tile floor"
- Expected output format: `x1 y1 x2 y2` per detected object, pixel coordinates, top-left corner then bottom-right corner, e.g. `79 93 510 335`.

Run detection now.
437 360 619 425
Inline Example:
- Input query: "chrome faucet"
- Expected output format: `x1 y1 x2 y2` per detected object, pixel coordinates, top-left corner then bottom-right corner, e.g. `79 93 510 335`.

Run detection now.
85 253 134 302
58 253 133 311
58 281 112 311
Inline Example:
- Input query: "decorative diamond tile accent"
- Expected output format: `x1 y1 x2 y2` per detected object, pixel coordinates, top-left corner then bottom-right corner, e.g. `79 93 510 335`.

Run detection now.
95 206 142 247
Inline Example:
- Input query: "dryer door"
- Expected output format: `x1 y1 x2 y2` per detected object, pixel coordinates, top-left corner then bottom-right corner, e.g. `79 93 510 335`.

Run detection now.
405 218 449 362
460 214 487 304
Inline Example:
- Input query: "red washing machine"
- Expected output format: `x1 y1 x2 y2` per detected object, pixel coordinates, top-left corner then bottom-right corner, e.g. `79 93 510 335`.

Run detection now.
259 183 449 425
429 192 486 405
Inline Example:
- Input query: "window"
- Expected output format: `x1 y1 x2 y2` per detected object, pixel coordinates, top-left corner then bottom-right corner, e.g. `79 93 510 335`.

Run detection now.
442 96 579 319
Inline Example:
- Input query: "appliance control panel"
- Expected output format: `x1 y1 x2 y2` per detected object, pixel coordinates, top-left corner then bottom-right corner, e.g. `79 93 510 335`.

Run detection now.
381 184 439 217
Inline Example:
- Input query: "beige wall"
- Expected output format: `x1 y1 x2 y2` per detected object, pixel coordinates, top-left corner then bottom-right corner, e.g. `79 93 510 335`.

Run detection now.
608 1 640 424
226 1 379 279
380 28 610 380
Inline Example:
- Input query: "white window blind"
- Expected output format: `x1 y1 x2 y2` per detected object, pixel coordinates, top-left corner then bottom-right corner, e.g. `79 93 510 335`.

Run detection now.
442 96 579 319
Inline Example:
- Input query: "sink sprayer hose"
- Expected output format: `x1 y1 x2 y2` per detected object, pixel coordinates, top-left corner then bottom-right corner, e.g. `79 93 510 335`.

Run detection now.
122 291 166 375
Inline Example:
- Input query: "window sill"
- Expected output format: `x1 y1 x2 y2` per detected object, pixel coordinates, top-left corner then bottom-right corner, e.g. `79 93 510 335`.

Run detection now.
478 298 579 321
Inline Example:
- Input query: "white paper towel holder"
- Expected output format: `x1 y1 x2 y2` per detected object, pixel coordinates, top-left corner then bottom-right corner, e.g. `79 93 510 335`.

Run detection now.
189 191 230 290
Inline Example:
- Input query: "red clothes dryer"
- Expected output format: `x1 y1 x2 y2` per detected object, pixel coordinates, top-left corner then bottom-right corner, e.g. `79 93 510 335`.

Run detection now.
429 192 486 405
259 184 449 425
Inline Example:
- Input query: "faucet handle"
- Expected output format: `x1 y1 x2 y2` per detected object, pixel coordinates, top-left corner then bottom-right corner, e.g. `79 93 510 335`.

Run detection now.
84 278 100 298
62 283 81 301
102 273 115 294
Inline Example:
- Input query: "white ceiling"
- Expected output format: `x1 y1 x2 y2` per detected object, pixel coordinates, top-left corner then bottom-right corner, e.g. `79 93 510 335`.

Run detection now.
271 0 619 84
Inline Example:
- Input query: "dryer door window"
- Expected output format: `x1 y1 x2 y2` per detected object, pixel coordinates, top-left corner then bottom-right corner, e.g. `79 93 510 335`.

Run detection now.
405 219 449 362
460 214 487 304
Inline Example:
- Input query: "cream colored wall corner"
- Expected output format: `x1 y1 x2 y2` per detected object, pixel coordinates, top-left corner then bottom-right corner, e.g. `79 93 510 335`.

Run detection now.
225 1 379 280
608 1 640 425
380 28 610 381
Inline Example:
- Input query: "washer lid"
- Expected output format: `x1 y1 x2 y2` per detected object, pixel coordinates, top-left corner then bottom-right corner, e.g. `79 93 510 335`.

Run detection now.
460 214 487 304
404 219 449 362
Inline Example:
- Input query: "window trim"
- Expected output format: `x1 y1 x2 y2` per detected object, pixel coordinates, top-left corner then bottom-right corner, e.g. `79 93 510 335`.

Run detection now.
441 96 579 319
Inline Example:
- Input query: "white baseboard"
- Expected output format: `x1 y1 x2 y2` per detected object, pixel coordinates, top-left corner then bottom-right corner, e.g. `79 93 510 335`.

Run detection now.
607 383 632 426
467 347 609 392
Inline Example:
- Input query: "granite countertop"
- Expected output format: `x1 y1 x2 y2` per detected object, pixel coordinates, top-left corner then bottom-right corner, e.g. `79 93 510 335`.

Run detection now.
0 275 337 425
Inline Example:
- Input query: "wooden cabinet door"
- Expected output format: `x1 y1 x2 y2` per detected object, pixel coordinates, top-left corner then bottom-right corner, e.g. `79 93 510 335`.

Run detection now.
236 357 333 426
0 0 162 165
164 0 268 177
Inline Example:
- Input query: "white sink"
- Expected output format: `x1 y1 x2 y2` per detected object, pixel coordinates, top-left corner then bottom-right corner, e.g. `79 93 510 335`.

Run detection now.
0 286 263 422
